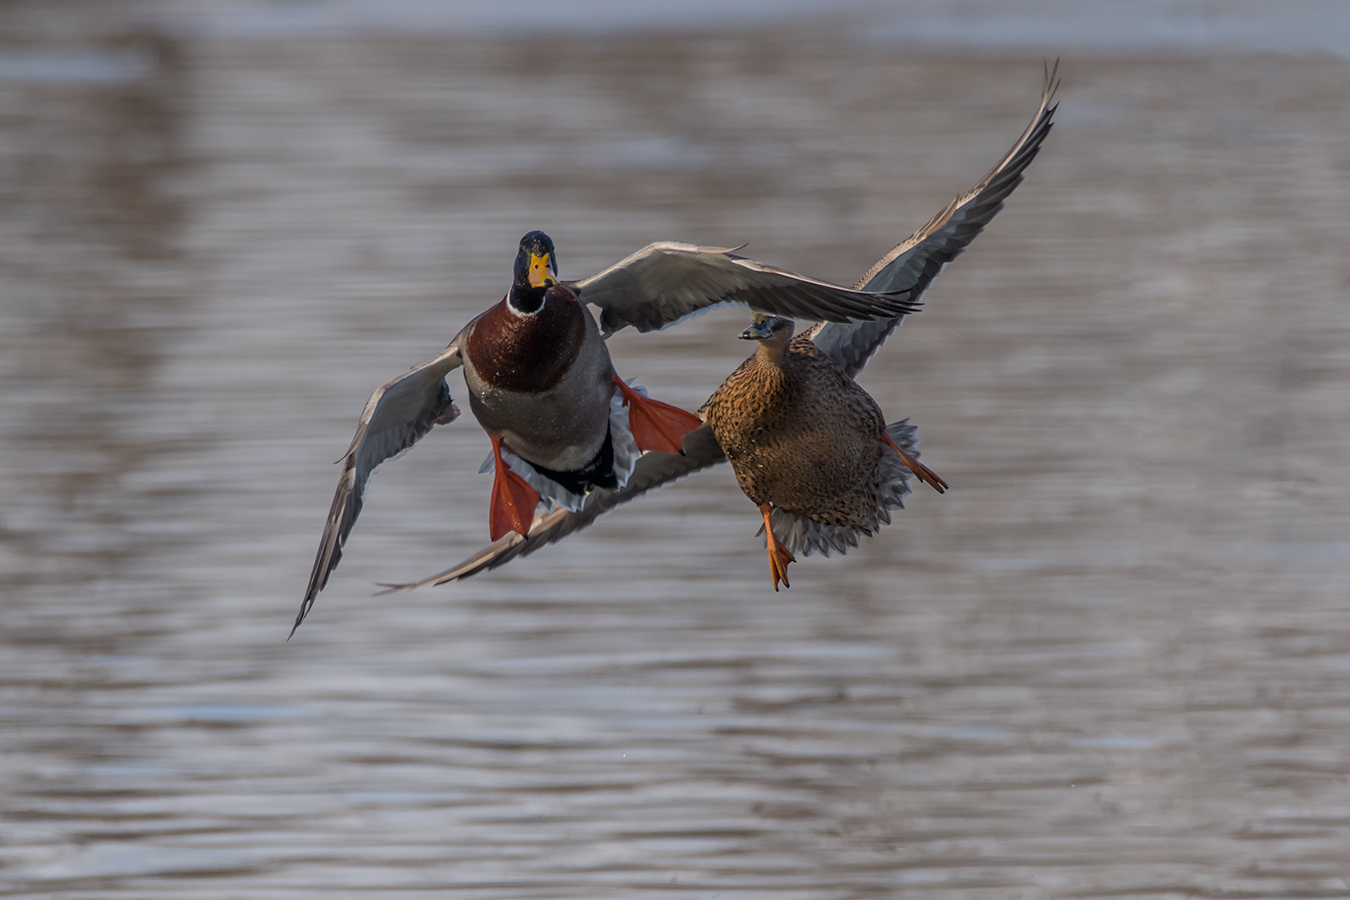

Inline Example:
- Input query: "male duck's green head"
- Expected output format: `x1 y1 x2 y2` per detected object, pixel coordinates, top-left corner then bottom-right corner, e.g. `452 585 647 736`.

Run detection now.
509 231 558 315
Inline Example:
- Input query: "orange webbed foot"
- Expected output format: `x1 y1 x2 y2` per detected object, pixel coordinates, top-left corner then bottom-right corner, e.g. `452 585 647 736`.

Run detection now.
488 434 541 541
613 375 703 455
759 502 796 591
882 432 948 494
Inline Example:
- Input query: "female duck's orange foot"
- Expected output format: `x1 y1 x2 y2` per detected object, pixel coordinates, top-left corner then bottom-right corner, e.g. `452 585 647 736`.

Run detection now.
759 502 796 592
613 375 703 455
488 434 541 540
882 432 948 494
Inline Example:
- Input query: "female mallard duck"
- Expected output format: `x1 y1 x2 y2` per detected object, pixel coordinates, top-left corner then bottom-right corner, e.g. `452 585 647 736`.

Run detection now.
385 63 1057 592
297 231 921 632
702 314 946 589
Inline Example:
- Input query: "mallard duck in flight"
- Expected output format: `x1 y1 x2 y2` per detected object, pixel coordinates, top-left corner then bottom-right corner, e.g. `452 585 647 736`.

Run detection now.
295 232 924 634
702 313 947 590
382 62 1059 593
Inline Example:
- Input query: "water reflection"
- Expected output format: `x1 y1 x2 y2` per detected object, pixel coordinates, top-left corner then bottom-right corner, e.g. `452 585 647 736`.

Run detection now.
0 30 186 596
1 9 1349 900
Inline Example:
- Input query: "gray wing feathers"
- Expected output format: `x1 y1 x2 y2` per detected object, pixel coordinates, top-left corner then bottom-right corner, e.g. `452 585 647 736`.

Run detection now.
294 344 463 635
368 67 1059 591
381 423 727 589
812 61 1058 377
575 242 921 336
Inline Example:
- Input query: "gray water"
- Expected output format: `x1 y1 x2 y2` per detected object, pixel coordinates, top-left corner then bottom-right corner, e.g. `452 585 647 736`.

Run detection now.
3 3 1350 898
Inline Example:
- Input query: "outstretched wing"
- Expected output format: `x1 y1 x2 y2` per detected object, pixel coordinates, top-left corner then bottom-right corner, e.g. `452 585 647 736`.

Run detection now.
574 243 922 337
379 423 727 589
293 343 464 636
380 65 1060 589
811 61 1059 377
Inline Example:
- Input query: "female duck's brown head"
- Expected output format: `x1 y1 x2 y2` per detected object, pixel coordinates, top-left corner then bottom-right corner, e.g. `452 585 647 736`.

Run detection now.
740 314 795 361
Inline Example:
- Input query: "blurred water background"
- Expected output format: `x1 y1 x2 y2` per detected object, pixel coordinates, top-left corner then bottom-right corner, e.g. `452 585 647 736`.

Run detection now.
2 1 1349 897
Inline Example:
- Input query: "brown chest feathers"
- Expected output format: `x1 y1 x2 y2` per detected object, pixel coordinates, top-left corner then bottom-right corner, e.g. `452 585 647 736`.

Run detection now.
466 289 588 393
702 334 887 525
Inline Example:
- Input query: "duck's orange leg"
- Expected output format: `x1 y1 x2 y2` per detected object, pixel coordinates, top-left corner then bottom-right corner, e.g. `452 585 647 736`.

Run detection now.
882 432 948 494
488 434 541 541
759 502 796 592
612 375 703 455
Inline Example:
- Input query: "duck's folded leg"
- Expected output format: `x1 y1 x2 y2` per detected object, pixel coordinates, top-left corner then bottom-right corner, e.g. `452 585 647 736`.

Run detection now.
882 432 948 494
759 502 796 592
489 434 541 540
612 375 703 455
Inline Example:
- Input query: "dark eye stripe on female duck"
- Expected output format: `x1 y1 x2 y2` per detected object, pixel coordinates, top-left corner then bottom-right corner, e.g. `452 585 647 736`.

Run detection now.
701 314 946 590
294 231 921 634
381 62 1058 592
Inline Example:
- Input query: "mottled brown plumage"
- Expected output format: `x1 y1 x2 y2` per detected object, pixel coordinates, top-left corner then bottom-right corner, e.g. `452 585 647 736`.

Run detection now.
701 315 946 589
705 330 886 529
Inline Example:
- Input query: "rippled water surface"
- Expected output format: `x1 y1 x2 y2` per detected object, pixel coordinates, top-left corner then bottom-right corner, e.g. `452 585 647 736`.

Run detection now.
3 4 1350 898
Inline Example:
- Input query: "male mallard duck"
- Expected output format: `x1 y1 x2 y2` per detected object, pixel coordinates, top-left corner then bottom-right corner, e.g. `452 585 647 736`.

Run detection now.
388 63 1058 590
701 314 946 589
296 232 922 633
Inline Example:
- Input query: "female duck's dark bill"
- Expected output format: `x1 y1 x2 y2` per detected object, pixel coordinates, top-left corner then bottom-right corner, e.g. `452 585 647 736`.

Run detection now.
740 314 793 340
